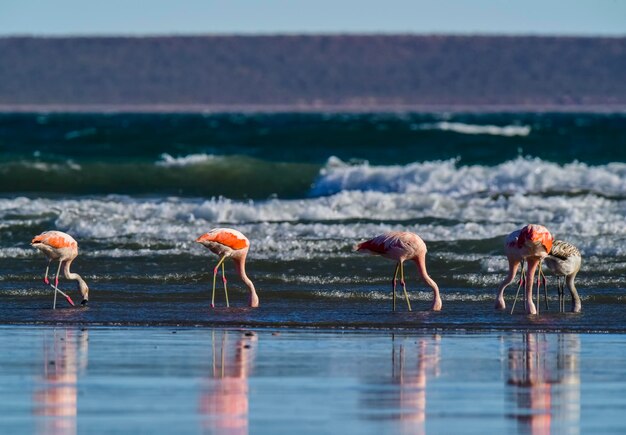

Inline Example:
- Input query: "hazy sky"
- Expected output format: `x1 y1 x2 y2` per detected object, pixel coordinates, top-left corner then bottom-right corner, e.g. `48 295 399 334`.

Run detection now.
1 0 624 36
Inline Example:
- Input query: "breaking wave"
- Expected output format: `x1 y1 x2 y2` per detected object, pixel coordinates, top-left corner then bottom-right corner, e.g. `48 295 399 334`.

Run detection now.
312 156 626 197
417 121 531 136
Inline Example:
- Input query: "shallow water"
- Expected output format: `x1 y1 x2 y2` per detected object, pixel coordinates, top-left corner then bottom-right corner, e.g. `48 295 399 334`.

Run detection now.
1 326 625 434
1 112 625 329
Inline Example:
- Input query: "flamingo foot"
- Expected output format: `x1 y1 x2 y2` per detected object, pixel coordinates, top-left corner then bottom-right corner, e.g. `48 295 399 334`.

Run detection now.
66 295 75 307
525 300 537 315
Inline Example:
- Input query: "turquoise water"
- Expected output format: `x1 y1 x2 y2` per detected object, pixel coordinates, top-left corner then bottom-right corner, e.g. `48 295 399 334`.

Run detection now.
0 112 625 329
1 326 625 434
1 112 625 197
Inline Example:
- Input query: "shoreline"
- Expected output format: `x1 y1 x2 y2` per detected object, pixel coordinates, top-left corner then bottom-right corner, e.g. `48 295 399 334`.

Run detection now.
0 320 623 334
1 103 626 114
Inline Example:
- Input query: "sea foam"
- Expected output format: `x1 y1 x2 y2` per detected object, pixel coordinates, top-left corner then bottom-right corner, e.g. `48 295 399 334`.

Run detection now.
417 121 531 136
157 153 217 166
311 156 626 198
3 157 626 263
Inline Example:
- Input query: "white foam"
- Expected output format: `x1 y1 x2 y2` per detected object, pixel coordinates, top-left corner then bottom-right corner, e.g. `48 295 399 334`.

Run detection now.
157 153 217 166
14 160 82 171
3 190 626 259
3 155 626 261
0 248 37 259
312 156 626 197
310 289 494 302
417 121 531 136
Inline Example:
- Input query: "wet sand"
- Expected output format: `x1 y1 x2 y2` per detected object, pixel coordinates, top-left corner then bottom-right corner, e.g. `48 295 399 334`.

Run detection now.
0 326 625 434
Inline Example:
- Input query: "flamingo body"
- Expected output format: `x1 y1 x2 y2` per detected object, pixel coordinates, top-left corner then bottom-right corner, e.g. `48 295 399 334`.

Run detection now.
495 224 553 314
31 231 89 305
504 224 553 260
196 228 259 308
357 231 442 311
196 228 250 255
543 240 582 312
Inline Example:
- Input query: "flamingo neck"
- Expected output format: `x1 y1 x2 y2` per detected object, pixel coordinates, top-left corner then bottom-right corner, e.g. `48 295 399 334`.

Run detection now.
234 255 258 307
63 261 89 300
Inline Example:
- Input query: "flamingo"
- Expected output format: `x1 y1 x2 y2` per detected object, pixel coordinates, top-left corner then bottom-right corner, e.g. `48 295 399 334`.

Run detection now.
495 224 553 315
543 240 582 313
356 231 442 311
31 231 89 308
196 228 259 308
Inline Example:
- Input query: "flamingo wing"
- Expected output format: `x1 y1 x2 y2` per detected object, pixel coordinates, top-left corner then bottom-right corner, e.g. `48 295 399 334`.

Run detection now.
197 228 249 250
550 240 581 260
31 232 77 249
356 232 410 256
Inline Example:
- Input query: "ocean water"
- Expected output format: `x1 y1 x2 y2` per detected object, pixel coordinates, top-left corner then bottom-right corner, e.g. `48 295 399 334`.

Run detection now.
1 112 625 330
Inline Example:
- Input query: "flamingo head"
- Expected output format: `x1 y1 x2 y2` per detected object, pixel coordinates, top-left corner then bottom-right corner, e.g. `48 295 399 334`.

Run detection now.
78 280 89 303
195 233 210 245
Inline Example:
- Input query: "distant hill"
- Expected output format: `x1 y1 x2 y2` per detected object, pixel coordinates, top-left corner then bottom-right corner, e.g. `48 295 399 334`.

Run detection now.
0 35 625 112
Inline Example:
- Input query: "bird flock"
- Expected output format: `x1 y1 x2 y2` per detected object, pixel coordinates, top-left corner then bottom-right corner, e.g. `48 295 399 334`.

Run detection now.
31 224 582 314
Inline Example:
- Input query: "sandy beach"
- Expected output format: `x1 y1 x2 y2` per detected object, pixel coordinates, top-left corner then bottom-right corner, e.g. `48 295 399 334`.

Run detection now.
0 326 624 434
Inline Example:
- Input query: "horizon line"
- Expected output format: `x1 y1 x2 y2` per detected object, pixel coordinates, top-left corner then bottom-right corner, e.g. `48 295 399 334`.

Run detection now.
1 31 625 39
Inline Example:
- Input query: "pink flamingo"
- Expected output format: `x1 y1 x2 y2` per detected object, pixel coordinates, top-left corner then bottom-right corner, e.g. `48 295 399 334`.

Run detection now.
196 228 259 308
356 231 442 311
31 231 89 308
495 224 553 315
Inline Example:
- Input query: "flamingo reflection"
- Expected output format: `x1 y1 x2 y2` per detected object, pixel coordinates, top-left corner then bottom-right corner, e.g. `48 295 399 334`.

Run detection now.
393 335 440 434
506 333 580 435
199 330 257 435
361 335 440 434
34 328 89 435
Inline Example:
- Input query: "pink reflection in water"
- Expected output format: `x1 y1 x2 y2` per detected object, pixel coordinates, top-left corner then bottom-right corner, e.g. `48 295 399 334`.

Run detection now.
34 329 88 435
199 330 257 435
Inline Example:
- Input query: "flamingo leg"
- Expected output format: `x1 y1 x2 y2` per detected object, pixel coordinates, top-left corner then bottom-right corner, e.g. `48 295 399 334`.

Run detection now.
211 255 227 308
524 258 539 315
537 264 550 310
52 261 63 310
48 284 74 305
44 259 51 285
392 263 399 311
221 261 230 308
558 277 565 313
511 261 525 314
400 261 412 312
536 261 541 315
